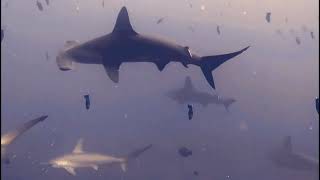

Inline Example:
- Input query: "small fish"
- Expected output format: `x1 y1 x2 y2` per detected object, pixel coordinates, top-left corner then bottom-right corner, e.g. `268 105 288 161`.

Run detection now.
36 1 43 11
187 104 193 120
193 171 199 176
295 37 301 45
216 25 221 35
156 17 165 24
310 31 315 39
266 12 271 23
84 95 90 110
102 0 104 7
178 147 192 157
45 0 50 6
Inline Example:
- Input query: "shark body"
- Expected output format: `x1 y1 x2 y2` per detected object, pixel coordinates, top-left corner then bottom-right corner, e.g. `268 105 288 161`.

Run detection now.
56 6 249 90
1 115 48 163
269 136 319 172
48 139 152 176
166 76 236 110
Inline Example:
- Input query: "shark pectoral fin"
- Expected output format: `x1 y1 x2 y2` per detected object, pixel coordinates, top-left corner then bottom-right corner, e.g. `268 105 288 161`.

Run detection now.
120 161 127 172
91 164 99 171
64 167 76 176
103 63 121 83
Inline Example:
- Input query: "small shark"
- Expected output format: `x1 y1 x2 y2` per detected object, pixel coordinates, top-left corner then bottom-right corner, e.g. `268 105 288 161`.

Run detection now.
56 6 249 90
166 76 236 110
1 115 48 163
268 136 319 172
47 139 152 176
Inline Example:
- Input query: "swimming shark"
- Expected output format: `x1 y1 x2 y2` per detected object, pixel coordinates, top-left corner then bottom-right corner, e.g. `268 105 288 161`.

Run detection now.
166 76 236 110
268 136 319 172
1 115 48 163
47 139 152 176
56 6 249 90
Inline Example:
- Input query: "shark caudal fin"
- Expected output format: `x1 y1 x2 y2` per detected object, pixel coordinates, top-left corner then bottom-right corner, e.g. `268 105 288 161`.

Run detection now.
120 144 152 172
112 6 137 35
194 46 249 89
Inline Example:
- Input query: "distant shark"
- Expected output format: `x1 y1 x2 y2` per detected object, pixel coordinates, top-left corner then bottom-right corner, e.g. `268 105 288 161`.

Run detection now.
1 115 48 163
47 139 152 176
166 76 236 110
268 136 319 172
56 6 249 90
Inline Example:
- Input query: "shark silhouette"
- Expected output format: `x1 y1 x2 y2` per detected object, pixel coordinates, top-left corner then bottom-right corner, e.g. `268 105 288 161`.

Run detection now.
1 115 48 163
268 136 319 172
56 6 249 90
166 76 236 110
47 139 152 176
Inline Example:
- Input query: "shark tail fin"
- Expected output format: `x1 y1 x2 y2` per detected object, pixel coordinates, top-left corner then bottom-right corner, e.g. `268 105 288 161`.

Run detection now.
120 144 152 172
195 46 250 90
112 6 137 35
283 136 293 153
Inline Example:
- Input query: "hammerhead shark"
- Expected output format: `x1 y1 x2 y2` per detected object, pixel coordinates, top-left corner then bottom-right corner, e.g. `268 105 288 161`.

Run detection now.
166 76 236 110
56 6 249 90
1 115 48 163
46 139 152 176
268 136 319 172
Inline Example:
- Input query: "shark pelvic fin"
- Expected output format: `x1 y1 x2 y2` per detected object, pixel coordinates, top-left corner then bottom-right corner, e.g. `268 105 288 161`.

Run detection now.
73 138 84 154
103 63 121 83
91 164 99 171
120 161 127 172
64 167 76 176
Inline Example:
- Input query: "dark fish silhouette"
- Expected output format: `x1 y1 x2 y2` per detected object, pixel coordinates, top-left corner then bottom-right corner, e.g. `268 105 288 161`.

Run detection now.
193 170 199 176
1 115 48 162
156 17 165 24
166 76 236 110
36 1 43 11
45 0 50 6
102 0 104 7
84 95 90 110
178 147 192 157
295 37 301 45
56 6 249 90
1 29 4 42
187 104 193 120
266 12 271 23
268 136 319 171
216 25 221 35
316 98 319 114
310 31 315 39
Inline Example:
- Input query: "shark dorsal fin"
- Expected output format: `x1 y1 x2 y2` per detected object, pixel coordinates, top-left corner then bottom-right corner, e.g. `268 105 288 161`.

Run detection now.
112 7 137 35
184 76 194 90
73 138 84 154
283 136 292 153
